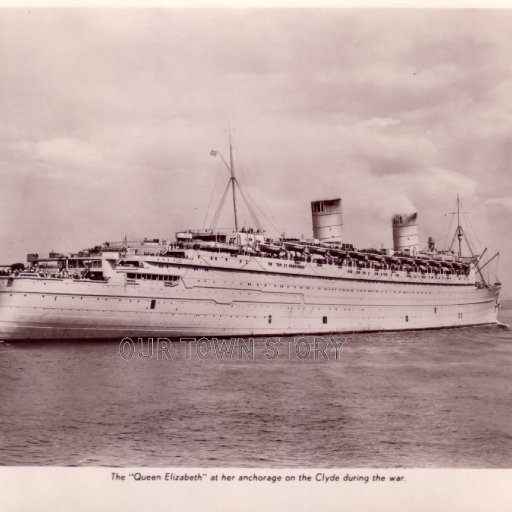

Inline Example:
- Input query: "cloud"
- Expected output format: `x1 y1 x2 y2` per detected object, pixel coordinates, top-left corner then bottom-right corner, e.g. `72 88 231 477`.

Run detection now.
357 117 401 129
485 197 512 213
35 137 103 168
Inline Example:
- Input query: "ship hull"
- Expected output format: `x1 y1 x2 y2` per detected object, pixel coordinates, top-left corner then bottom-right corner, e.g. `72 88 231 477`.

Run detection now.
0 272 500 340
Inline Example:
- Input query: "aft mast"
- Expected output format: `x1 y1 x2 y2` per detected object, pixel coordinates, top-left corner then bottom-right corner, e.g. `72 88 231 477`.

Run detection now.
448 195 500 288
456 193 463 258
449 193 467 259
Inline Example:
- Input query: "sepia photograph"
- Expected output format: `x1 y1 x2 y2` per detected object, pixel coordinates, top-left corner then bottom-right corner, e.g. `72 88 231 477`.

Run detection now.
0 4 511 510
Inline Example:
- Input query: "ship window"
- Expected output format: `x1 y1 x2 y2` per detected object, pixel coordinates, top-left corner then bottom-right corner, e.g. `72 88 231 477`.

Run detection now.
434 307 437 314
268 315 272 324
405 315 409 322
150 299 156 310
323 316 328 324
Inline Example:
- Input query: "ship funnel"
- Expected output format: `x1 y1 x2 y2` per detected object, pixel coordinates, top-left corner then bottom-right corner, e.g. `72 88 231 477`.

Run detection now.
392 212 419 254
311 198 343 242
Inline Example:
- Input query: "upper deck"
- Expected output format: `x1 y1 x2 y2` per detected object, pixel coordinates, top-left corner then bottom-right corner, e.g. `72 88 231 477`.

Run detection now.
6 228 479 289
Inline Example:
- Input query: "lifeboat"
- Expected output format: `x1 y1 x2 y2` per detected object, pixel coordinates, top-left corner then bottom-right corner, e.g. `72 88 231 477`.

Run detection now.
257 243 284 254
283 241 307 252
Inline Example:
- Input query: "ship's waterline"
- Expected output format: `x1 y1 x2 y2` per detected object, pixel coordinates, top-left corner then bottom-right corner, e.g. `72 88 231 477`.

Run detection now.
0 251 500 340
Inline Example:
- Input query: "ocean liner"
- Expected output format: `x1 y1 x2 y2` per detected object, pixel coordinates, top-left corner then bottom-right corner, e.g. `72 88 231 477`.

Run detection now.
0 138 502 340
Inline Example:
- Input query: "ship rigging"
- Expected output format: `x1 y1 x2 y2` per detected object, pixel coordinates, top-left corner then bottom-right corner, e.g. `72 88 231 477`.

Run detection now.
447 194 500 289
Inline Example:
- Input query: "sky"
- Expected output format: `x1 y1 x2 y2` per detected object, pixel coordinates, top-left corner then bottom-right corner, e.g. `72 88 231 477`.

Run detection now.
0 8 510 296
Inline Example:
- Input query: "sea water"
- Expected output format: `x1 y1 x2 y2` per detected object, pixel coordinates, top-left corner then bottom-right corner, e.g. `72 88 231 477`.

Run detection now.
0 301 511 467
